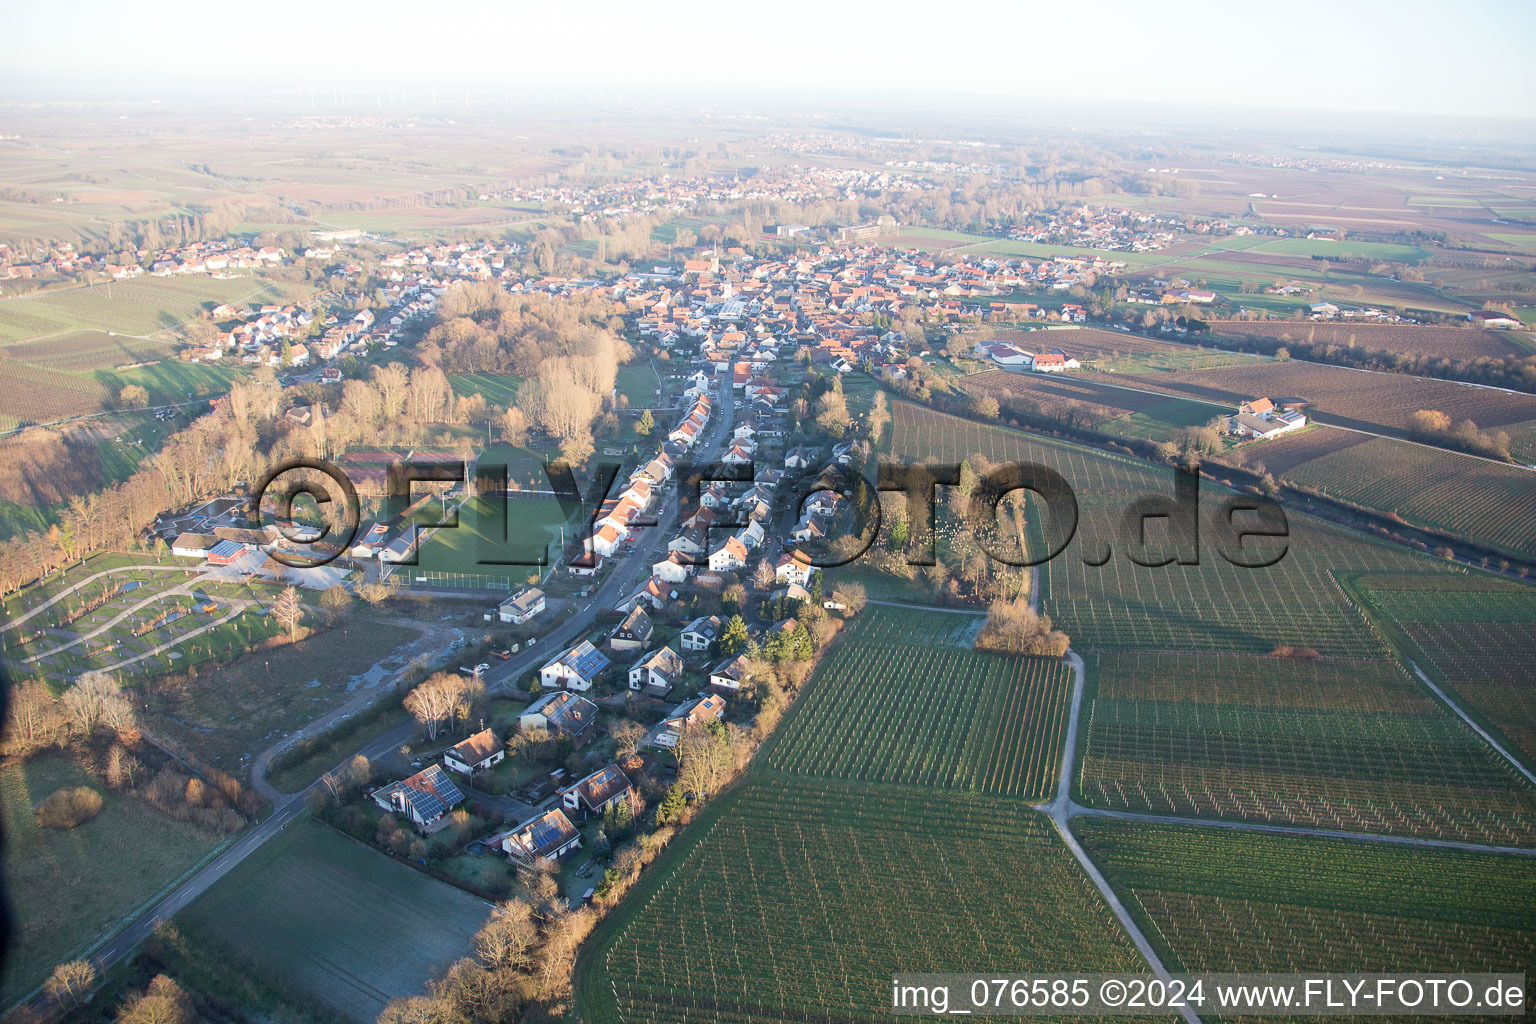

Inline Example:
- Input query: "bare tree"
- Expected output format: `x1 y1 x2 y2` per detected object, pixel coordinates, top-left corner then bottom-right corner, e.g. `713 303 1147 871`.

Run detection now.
473 899 538 970
272 586 303 642
44 960 97 1007
404 672 470 741
61 671 132 737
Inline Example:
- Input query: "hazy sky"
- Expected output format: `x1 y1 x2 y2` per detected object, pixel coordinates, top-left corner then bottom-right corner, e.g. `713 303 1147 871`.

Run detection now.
3 0 1534 121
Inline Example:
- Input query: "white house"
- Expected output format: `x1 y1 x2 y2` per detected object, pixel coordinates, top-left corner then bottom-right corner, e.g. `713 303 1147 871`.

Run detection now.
443 728 504 775
681 615 721 652
628 646 684 694
538 640 611 691
498 587 546 625
560 765 634 820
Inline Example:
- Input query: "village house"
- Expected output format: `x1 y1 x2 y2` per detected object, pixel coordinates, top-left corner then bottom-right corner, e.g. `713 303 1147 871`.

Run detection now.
560 764 634 820
654 693 727 748
609 605 654 651
708 654 752 694
493 808 582 869
680 615 721 652
538 640 611 691
518 690 598 738
628 646 684 695
372 765 465 832
499 586 547 624
443 728 504 775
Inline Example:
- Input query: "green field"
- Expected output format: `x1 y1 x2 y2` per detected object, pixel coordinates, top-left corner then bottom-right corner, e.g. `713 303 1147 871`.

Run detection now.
892 402 1454 656
1 755 222 1007
413 492 574 575
1098 399 1220 443
0 276 278 345
583 778 1150 1024
767 609 1070 798
1076 818 1536 974
1253 237 1430 262
616 361 663 406
447 371 522 407
1078 650 1536 846
177 817 491 1023
1282 436 1536 560
1350 572 1536 772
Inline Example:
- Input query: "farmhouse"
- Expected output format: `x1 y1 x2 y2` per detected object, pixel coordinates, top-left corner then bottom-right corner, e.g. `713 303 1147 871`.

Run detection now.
1030 349 1081 373
372 765 465 831
498 586 546 624
560 764 634 820
1227 396 1307 440
1469 309 1524 329
519 690 598 738
628 646 684 695
494 808 582 869
538 640 611 691
443 728 504 775
655 693 727 748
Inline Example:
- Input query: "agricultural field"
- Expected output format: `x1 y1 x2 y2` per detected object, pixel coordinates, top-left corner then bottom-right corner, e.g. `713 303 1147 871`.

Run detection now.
767 609 1070 798
1216 423 1368 475
1108 360 1536 454
1207 320 1536 362
0 276 275 345
0 358 244 431
177 817 491 1024
1076 819 1536 975
0 330 174 371
1348 571 1536 772
583 778 1152 1024
892 402 1455 656
1280 436 1536 560
1 755 221 1007
1077 650 1536 846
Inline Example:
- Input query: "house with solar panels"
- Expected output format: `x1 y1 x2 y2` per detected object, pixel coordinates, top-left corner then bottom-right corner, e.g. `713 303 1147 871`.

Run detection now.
518 690 598 738
561 764 634 820
371 764 466 831
493 807 582 869
538 640 611 692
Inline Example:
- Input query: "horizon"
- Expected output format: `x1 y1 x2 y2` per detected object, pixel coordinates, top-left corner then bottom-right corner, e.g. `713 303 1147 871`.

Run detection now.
3 0 1535 124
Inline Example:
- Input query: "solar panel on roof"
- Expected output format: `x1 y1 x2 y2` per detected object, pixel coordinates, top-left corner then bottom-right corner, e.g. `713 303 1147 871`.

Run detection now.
409 787 446 819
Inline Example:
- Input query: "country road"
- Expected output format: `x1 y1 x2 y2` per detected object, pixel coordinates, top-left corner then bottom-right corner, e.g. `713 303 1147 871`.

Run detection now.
49 375 736 1005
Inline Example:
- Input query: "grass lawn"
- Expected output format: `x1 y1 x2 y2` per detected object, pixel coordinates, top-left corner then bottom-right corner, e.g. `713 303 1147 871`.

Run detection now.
1098 398 1222 443
414 493 574 575
448 371 522 408
1 755 223 1007
177 817 492 1023
615 362 662 407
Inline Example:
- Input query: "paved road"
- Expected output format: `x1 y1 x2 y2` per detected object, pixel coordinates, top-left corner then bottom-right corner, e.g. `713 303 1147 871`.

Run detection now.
1037 650 1205 1024
71 377 736 993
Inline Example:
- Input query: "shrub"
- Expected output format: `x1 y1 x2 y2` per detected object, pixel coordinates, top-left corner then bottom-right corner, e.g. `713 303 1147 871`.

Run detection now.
35 786 104 829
